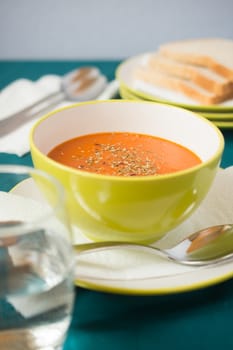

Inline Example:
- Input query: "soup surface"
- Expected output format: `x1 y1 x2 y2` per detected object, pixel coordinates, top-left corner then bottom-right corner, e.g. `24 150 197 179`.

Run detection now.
48 132 201 176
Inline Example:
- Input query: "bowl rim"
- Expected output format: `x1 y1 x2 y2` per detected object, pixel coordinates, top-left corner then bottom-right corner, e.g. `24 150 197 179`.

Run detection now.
30 99 225 182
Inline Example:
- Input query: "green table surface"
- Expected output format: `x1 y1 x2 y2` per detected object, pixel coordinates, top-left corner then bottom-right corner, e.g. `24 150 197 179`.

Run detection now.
1 61 233 350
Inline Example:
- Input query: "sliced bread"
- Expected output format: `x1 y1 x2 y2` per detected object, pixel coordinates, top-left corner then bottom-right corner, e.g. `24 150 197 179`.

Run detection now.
135 67 233 105
159 38 233 80
147 54 233 95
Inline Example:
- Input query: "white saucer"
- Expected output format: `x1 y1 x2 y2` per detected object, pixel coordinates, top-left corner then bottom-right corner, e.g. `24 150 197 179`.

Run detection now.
11 167 233 295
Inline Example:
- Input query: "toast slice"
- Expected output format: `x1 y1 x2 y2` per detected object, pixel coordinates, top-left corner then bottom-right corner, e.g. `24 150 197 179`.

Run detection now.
147 54 233 95
159 38 233 80
135 67 233 105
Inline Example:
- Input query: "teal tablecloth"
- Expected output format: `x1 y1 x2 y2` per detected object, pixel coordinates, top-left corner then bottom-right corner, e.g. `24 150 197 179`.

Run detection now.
1 61 233 350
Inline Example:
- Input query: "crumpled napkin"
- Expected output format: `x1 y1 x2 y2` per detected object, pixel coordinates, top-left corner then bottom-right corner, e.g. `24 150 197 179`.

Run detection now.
0 75 71 156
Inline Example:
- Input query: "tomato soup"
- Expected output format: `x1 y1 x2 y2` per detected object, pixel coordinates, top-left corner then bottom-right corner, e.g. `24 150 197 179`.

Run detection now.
48 132 201 176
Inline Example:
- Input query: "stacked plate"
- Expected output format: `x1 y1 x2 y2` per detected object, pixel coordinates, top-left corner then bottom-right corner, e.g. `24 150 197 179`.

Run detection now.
116 53 233 129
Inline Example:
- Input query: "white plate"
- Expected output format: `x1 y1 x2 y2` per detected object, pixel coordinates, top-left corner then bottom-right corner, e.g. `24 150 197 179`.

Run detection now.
116 53 233 113
119 86 233 129
12 167 233 295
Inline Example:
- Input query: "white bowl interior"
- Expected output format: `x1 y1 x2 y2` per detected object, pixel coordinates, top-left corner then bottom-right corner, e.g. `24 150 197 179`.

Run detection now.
33 101 222 162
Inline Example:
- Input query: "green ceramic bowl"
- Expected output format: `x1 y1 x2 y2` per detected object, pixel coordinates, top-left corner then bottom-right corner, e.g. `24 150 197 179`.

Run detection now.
30 100 224 243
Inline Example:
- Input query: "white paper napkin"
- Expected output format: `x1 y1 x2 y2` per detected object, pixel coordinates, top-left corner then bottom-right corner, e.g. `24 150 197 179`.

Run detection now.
0 75 71 156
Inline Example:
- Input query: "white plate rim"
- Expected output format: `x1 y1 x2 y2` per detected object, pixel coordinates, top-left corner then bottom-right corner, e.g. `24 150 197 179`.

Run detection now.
11 175 233 296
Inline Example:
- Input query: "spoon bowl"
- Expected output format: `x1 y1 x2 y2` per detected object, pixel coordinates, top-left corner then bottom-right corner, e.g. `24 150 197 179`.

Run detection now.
74 224 233 266
61 66 107 101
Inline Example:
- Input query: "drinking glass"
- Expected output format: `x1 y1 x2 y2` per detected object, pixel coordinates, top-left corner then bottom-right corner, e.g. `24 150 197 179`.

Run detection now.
0 165 75 349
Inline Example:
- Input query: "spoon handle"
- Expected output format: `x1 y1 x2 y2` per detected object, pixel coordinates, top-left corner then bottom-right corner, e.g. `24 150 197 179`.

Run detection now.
97 80 119 100
74 241 166 258
0 90 65 137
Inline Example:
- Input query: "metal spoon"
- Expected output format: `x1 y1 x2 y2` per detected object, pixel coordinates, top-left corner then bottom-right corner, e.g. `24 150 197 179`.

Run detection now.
0 66 118 137
74 224 233 266
2 221 233 266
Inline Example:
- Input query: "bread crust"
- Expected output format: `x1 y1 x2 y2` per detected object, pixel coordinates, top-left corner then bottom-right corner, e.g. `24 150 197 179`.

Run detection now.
135 67 233 105
148 54 233 95
159 38 233 80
